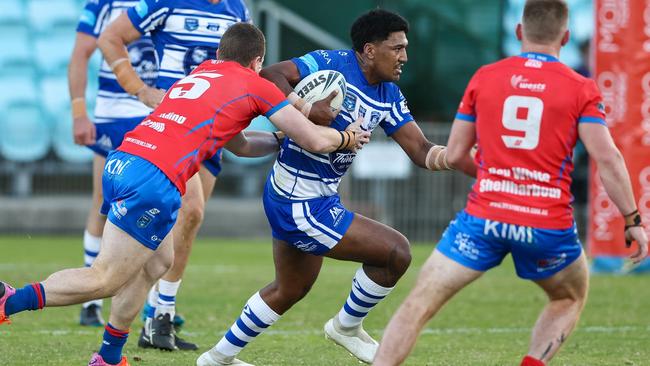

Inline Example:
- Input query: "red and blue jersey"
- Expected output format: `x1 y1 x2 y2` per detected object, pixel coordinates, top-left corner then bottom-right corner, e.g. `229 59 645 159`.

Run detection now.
118 60 288 194
457 52 606 229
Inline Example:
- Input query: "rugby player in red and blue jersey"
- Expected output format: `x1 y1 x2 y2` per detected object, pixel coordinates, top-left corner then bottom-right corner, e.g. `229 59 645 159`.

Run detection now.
376 1 648 365
0 23 369 366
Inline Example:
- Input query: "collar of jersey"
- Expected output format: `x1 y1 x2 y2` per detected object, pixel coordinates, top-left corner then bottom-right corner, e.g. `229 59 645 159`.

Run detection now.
519 52 559 62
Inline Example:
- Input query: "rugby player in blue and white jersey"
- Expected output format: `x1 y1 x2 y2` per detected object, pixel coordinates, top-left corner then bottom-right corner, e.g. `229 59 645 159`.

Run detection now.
97 0 272 351
69 0 157 328
197 9 468 366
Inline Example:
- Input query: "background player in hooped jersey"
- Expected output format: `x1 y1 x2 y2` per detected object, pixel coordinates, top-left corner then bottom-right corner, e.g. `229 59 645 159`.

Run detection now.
197 10 460 366
97 0 260 350
0 23 370 366
69 0 158 329
374 1 649 365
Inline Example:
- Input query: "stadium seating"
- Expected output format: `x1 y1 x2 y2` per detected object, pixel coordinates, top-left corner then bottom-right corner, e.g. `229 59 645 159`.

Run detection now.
34 30 76 75
0 24 31 69
0 75 38 109
0 102 51 162
0 0 25 25
27 0 79 33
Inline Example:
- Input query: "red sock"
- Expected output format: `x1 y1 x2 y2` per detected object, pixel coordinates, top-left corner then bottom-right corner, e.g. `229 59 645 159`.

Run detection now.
521 356 545 366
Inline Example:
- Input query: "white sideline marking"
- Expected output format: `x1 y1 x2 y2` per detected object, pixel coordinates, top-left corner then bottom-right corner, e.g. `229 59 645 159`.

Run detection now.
30 325 650 337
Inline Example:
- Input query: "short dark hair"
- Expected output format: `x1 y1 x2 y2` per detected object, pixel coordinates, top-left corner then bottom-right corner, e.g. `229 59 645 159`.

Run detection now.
350 9 409 53
522 0 569 44
218 23 266 65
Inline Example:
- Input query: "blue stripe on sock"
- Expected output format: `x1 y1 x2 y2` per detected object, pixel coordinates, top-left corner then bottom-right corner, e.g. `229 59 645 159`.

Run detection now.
99 324 128 364
244 308 270 329
353 279 385 300
84 249 99 257
343 302 368 318
236 318 260 337
349 290 375 308
158 294 175 302
225 329 248 347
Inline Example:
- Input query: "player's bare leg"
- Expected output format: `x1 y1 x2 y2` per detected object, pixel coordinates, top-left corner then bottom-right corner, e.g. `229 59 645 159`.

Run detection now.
86 232 174 365
322 213 411 363
198 239 323 366
1 221 160 330
40 221 159 305
142 167 215 350
80 155 108 326
374 250 483 366
525 253 588 364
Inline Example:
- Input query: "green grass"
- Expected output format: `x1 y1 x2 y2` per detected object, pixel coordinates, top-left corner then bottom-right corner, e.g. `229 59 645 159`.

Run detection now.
0 236 648 365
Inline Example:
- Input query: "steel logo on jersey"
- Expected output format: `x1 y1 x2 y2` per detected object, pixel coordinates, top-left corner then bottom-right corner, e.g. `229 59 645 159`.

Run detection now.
329 150 356 175
183 46 218 75
127 39 158 87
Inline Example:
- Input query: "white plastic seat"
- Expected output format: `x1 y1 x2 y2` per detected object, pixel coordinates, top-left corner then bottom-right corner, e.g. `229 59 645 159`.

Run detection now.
27 0 79 32
0 102 51 162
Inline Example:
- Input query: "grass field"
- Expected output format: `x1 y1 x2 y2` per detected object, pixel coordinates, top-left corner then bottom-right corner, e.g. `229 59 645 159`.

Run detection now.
0 236 648 366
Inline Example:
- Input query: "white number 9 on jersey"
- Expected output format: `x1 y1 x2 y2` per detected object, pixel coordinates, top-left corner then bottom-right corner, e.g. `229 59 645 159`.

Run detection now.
501 95 543 150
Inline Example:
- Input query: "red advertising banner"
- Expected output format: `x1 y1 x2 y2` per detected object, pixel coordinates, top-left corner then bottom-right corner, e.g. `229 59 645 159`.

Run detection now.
589 0 650 257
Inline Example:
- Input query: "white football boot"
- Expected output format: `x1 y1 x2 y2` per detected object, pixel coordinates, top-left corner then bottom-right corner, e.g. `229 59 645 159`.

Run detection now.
324 315 378 364
196 348 254 366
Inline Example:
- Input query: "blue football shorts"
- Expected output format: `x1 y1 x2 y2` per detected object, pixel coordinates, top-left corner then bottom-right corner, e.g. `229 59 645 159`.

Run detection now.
263 185 355 255
435 210 583 280
203 148 223 177
87 118 143 157
101 151 182 250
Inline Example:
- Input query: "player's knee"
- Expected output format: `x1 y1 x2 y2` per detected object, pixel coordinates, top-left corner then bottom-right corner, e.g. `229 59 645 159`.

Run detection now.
179 197 205 229
276 282 313 303
389 234 412 277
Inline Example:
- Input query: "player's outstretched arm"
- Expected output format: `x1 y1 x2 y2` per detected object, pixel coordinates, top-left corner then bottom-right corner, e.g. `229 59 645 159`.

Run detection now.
446 118 477 177
224 131 283 157
268 105 369 153
97 13 165 109
579 123 648 262
391 120 475 176
68 32 98 146
261 61 338 126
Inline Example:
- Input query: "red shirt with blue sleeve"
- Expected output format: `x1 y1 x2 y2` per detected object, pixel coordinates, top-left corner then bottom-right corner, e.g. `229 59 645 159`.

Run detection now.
118 60 288 194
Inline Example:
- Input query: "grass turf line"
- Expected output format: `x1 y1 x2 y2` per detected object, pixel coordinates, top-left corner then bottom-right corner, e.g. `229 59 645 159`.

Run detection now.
0 236 648 365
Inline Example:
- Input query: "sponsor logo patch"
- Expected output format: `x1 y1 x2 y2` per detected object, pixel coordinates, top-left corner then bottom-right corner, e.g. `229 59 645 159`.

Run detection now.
184 18 199 31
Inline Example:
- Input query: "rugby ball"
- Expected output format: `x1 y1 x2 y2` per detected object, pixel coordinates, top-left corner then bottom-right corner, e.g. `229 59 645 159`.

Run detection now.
293 70 347 111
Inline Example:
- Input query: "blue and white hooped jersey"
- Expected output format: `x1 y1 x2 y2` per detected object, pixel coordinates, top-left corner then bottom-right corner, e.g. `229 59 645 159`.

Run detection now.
127 0 251 90
77 0 156 123
268 49 414 200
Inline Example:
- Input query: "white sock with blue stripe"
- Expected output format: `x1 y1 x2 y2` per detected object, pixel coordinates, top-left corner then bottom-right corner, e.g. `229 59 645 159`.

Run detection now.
214 292 280 357
337 267 393 328
82 230 102 308
155 279 181 318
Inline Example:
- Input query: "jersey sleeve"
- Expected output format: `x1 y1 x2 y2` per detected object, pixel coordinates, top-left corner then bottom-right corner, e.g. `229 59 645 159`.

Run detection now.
291 50 341 78
250 78 290 117
239 0 252 23
380 87 414 136
455 69 482 123
76 0 110 37
577 78 607 126
127 0 171 35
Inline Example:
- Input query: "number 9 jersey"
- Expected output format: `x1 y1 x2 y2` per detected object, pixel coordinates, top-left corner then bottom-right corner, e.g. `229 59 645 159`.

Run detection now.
457 52 607 229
